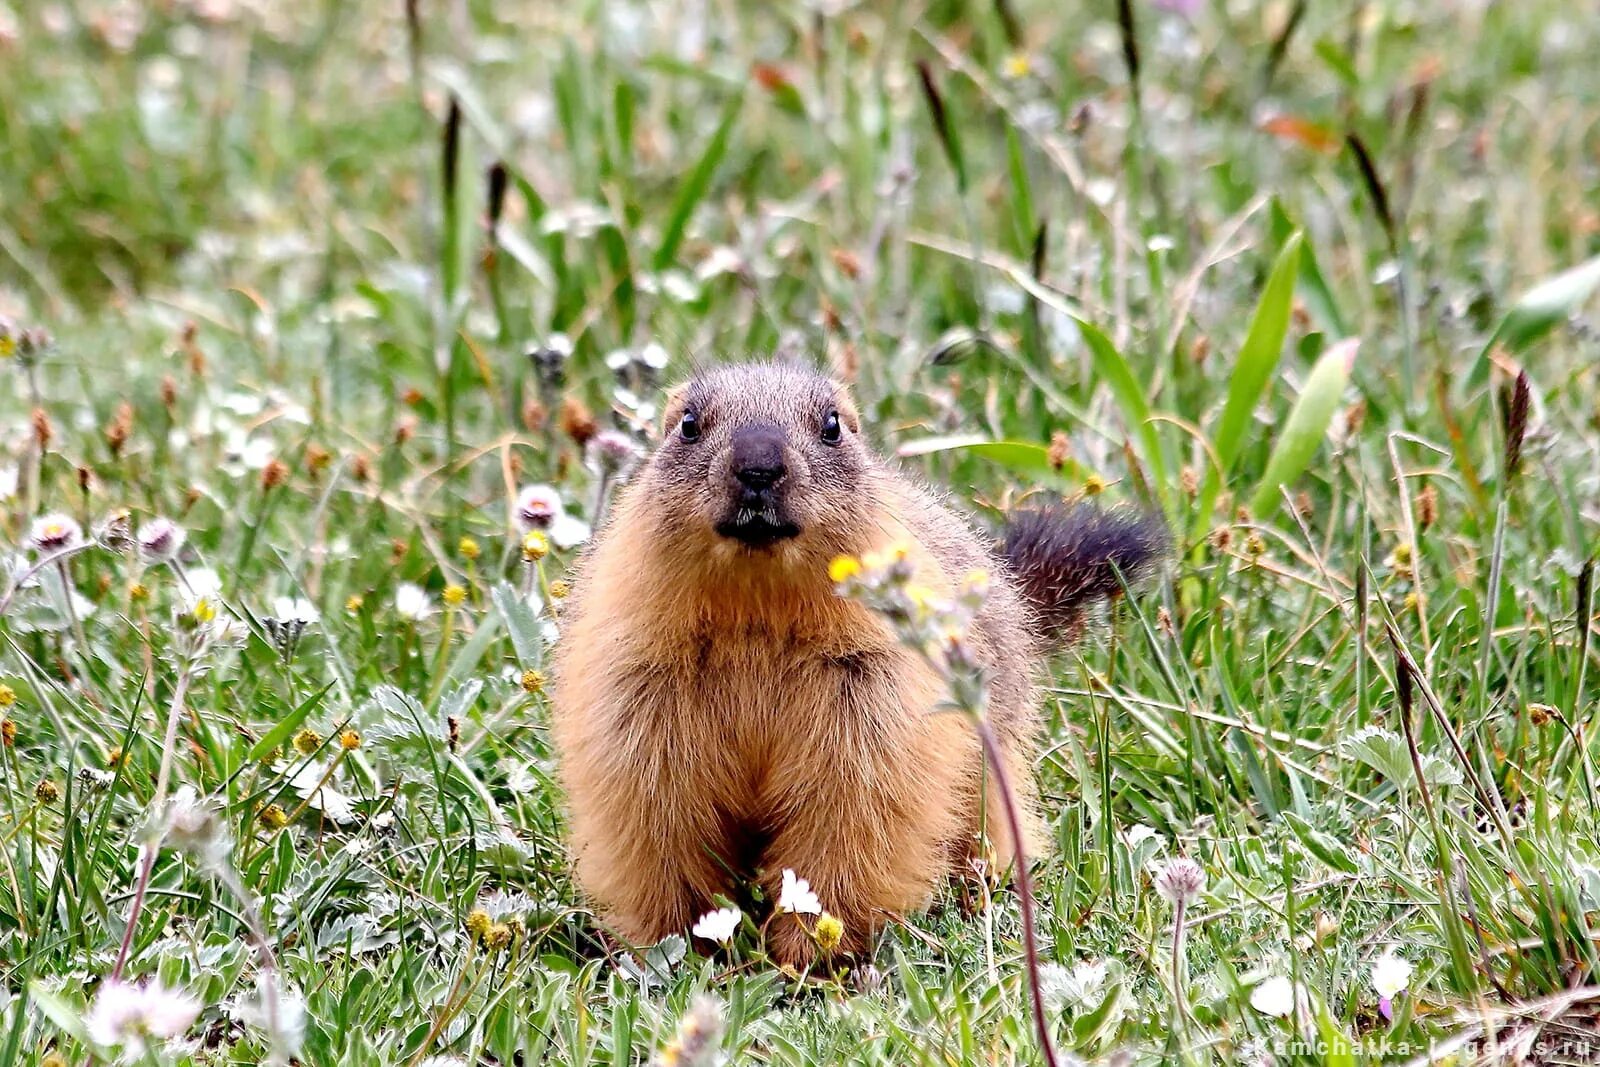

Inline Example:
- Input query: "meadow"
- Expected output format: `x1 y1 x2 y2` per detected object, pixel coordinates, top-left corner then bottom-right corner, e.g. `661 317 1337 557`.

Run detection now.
3 0 1600 1063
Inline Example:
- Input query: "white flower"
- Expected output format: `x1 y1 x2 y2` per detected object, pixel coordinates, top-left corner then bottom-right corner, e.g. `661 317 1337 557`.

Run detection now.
1036 963 1071 1013
233 971 305 1067
1122 823 1163 852
1250 975 1297 1018
777 869 821 915
549 511 591 549
282 760 355 824
1037 958 1109 1013
84 978 201 1054
137 517 186 563
27 513 83 553
394 582 433 620
1154 857 1207 905
179 567 223 612
1371 950 1412 999
271 596 319 626
691 907 742 944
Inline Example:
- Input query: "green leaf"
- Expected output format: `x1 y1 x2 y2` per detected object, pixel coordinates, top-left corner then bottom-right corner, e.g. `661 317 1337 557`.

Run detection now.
1283 812 1359 874
1270 201 1347 336
895 435 1083 481
26 982 87 1042
1194 233 1301 538
1077 316 1168 505
653 92 743 271
1249 337 1358 516
1214 233 1303 471
491 582 545 668
245 683 334 764
1469 254 1600 387
1070 979 1125 1053
1315 998 1358 1067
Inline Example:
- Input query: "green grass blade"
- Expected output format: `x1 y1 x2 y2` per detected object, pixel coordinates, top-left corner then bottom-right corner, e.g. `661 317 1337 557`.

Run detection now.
1249 337 1358 517
1468 254 1600 387
1193 232 1301 538
653 92 743 271
1077 316 1169 507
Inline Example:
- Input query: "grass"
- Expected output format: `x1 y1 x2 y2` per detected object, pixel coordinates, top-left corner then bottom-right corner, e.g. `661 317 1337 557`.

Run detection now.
2 0 1599 1063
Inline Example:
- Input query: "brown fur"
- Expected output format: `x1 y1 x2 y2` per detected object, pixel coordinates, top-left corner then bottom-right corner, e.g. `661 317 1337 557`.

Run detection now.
553 363 1048 967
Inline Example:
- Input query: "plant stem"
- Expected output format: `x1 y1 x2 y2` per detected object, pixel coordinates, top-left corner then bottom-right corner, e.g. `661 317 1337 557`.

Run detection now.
973 716 1059 1067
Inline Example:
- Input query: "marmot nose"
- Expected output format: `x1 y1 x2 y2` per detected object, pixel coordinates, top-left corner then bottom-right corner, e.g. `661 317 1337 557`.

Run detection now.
730 425 787 490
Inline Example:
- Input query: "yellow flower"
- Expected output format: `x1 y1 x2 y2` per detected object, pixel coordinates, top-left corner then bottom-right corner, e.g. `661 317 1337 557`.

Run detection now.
486 922 513 951
466 908 492 942
128 581 149 601
1 719 15 747
548 579 571 599
442 584 468 608
828 555 861 584
1244 532 1266 557
1004 52 1031 78
41 1054 66 1067
345 594 364 613
521 669 545 694
521 530 549 562
293 728 323 755
457 536 481 561
815 912 844 953
107 745 122 765
338 728 361 751
259 804 289 830
36 779 59 804
190 596 217 624
1083 473 1106 496
0 683 14 707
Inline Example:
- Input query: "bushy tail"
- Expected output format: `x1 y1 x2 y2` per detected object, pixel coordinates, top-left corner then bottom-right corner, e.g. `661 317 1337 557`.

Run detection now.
1002 501 1168 640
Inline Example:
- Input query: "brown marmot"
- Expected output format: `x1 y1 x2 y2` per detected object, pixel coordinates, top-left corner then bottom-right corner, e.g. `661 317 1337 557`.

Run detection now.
552 361 1164 967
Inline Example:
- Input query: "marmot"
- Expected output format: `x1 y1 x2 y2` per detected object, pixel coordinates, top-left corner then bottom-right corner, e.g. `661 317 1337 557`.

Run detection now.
553 362 1164 967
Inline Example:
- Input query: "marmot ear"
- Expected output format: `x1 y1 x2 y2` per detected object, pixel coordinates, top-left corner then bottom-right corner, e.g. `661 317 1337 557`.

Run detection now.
831 383 862 433
661 383 690 431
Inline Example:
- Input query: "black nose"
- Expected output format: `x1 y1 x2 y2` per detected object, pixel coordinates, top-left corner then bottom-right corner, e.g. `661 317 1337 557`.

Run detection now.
730 425 787 490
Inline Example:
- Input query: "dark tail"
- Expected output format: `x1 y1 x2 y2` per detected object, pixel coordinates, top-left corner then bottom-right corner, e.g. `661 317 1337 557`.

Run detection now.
1002 501 1168 640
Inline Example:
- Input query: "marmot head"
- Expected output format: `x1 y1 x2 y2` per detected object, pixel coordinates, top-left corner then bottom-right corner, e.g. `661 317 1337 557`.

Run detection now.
634 362 877 570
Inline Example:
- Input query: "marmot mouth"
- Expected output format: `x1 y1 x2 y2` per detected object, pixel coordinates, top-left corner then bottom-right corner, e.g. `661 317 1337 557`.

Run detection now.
715 508 802 547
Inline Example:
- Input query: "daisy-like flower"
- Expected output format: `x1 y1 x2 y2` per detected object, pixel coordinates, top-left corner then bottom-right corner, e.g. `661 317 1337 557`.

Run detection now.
1154 857 1206 905
394 582 433 621
137 517 185 563
1250 975 1297 1018
1372 949 1413 1020
691 906 742 945
179 567 223 612
514 484 592 548
232 971 306 1067
513 484 563 533
84 978 201 1055
281 760 355 824
1039 959 1108 1011
271 596 319 626
777 869 822 915
549 511 591 549
589 429 641 477
27 513 82 553
159 785 234 871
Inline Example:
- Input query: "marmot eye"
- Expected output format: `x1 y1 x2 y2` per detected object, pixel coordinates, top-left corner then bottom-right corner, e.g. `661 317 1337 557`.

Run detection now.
679 410 702 442
820 409 843 445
